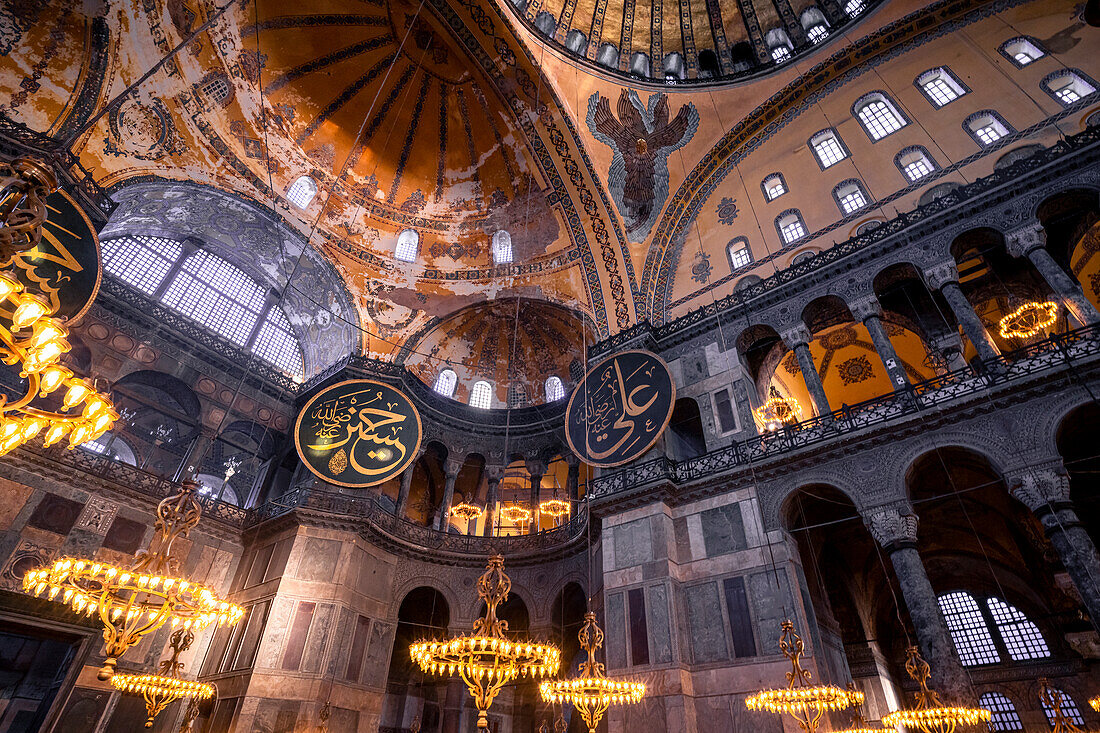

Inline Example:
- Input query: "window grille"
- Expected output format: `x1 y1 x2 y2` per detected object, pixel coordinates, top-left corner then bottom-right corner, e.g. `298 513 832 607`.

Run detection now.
771 45 791 63
967 113 1010 146
434 369 457 397
979 693 1023 732
1041 689 1084 727
492 231 513 264
102 234 183 295
161 250 266 347
897 148 936 181
252 307 304 376
918 69 967 107
395 230 419 262
987 597 1050 661
545 376 565 402
807 25 828 43
286 176 317 208
764 175 787 200
937 591 1001 666
835 182 868 214
844 0 864 16
811 132 847 168
729 244 752 269
470 381 492 408
778 213 806 244
856 96 906 139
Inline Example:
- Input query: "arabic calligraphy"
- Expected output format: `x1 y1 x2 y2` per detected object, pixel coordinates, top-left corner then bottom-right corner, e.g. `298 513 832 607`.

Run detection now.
565 351 675 467
295 380 423 488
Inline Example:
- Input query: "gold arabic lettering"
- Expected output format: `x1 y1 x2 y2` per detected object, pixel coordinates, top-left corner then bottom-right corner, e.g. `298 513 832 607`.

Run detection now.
305 388 409 476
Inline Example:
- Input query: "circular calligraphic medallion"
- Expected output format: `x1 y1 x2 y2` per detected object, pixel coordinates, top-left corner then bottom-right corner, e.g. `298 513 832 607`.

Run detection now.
295 379 423 488
6 189 102 323
565 350 676 467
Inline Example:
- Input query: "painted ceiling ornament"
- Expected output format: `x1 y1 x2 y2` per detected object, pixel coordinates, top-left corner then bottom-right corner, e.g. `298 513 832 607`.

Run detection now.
716 197 740 225
690 250 712 284
586 90 699 241
105 97 186 161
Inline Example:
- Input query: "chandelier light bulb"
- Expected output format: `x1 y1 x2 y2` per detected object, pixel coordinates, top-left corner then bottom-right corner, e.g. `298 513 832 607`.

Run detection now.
42 422 70 446
62 379 91 409
11 292 50 330
0 272 22 301
28 319 67 349
38 364 72 394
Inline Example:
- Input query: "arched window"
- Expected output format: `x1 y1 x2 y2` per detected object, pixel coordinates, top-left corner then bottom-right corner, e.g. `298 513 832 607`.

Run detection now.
918 181 962 206
728 42 755 73
508 383 529 408
762 173 787 201
1042 70 1097 106
596 43 619 68
854 92 908 140
916 67 968 107
663 52 686 81
833 179 870 215
698 49 721 78
252 305 305 376
1041 689 1084 727
965 111 1012 147
628 52 651 78
545 376 565 402
765 29 793 63
844 0 865 16
987 597 1050 660
395 229 419 262
470 381 492 408
855 220 882 235
727 238 752 271
1000 37 1045 67
979 693 1023 732
200 76 232 105
735 274 762 292
776 210 807 245
533 10 556 35
162 250 270 347
937 591 1001 666
792 250 817 265
564 30 587 54
492 231 513 264
896 146 937 182
434 369 457 397
102 234 184 295
286 176 317 208
800 8 829 43
809 129 848 168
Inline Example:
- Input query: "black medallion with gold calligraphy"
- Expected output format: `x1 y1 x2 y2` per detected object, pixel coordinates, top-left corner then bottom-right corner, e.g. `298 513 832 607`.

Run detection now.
565 350 676 467
295 380 423 488
7 190 102 323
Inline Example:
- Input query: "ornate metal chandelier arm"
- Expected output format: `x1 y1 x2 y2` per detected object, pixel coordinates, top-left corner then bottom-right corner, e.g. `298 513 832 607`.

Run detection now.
0 157 58 263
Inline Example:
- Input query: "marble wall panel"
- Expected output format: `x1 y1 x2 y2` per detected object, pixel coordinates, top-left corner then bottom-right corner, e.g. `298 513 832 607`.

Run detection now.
749 570 794 655
26 493 82 535
683 581 729 664
52 687 111 733
294 538 341 582
645 584 673 664
612 517 653 570
700 501 747 557
605 591 627 670
362 620 395 688
301 602 336 673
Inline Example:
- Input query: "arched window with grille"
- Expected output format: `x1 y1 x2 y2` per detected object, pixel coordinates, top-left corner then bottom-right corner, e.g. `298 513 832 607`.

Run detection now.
470 381 492 408
286 176 317 208
762 173 787 201
102 234 184 295
853 92 908 140
434 369 457 397
492 231 513 264
833 179 870 215
1041 688 1084 727
987 597 1050 660
965 111 1013 147
979 693 1023 732
895 146 937 182
1000 37 1045 67
395 229 419 262
727 238 753 271
809 129 848 169
776 210 808 245
545 376 565 402
765 29 793 63
938 591 1001 666
1041 70 1098 107
916 67 968 107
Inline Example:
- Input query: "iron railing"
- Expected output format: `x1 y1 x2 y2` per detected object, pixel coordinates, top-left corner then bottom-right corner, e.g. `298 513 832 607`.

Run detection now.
590 324 1100 497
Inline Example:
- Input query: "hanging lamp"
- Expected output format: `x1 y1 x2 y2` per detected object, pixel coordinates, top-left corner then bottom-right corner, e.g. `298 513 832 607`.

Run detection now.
881 646 990 733
1041 678 1086 733
997 300 1059 339
23 479 244 679
110 626 215 728
746 620 864 732
410 555 560 729
539 610 646 732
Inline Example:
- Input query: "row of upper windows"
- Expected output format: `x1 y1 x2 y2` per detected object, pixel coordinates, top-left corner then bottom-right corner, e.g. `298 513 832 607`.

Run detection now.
981 690 1085 732
101 235 305 377
432 371 566 407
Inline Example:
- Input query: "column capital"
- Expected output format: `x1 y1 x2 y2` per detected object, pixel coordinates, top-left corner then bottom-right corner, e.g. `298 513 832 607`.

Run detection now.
780 324 812 348
564 452 581 468
922 260 960 291
1006 463 1072 514
1004 222 1046 258
864 505 919 549
525 459 548 476
848 295 883 322
443 457 463 477
485 464 505 482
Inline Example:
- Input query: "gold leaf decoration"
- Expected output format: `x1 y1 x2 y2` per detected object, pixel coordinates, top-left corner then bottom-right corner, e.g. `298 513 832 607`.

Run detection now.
328 449 348 475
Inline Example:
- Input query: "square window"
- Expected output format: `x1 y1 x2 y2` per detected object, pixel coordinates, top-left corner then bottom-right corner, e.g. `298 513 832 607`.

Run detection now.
729 246 751 269
838 189 866 214
812 134 846 167
779 218 805 243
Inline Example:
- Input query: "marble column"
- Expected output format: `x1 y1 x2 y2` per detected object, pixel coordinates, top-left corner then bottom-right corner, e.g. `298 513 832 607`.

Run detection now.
1006 223 1100 326
850 296 909 388
923 261 1001 364
526 459 547 534
1007 462 1100 630
436 458 462 531
483 465 503 537
395 452 422 518
565 454 581 503
781 325 831 417
864 506 973 703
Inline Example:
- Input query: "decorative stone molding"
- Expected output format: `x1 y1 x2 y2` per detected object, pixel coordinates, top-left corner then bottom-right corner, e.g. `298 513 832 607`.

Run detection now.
1005 463 1072 514
444 457 464 477
864 505 919 549
848 295 882 322
921 260 960 291
1004 221 1046 258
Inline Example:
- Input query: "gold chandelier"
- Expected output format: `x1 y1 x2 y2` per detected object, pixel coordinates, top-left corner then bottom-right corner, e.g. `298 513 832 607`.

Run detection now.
746 620 863 733
24 479 245 679
539 499 571 518
754 396 802 430
500 503 532 523
538 610 645 732
1041 678 1085 733
1089 695 1100 713
111 626 215 728
451 500 484 522
881 646 990 733
410 555 561 729
0 156 117 455
997 300 1059 339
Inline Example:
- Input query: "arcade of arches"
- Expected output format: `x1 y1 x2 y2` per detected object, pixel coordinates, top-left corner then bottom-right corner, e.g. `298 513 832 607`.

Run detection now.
0 0 1100 731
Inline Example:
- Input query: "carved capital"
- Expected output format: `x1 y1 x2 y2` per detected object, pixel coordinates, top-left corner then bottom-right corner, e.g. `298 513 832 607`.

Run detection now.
848 295 883 322
444 458 464 477
864 506 919 549
922 260 960 291
485 464 506 482
1006 464 1072 514
525 459 548 477
1004 222 1046 258
780 324 812 349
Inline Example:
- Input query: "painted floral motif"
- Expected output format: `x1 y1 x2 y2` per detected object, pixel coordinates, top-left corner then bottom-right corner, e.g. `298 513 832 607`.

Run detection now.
691 250 712 284
717 197 740 225
837 355 875 385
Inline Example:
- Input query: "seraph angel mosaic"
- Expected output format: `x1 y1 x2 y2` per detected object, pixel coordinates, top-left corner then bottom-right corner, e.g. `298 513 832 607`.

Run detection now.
586 90 699 242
